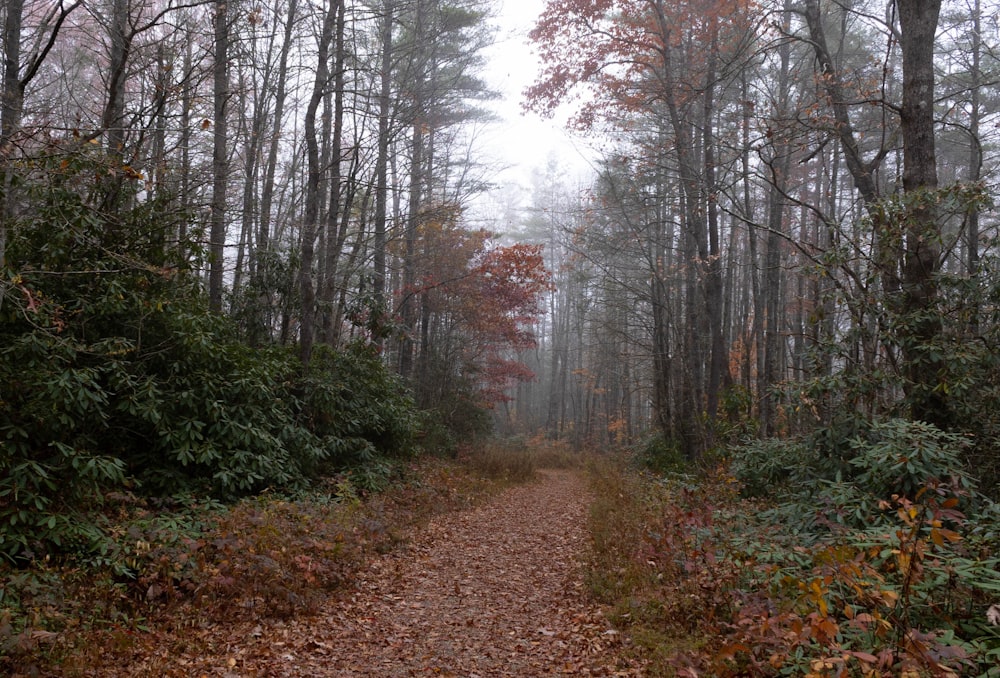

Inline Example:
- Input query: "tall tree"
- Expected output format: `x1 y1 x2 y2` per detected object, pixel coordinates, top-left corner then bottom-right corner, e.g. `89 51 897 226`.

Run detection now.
300 0 338 365
897 0 945 425
372 0 394 307
318 0 348 344
0 0 25 267
967 0 982 299
760 0 794 436
398 0 427 380
258 0 299 261
209 0 230 312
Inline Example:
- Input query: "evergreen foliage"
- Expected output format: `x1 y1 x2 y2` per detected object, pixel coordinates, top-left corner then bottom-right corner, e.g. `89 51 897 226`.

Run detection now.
722 420 1000 675
0 150 416 562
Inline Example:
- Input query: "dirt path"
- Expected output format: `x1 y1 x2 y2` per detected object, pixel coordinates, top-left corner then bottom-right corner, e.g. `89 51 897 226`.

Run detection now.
146 469 644 676
268 469 642 676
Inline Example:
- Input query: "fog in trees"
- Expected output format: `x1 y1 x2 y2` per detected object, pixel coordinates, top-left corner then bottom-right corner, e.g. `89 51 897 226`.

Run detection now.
4 0 1000 552
520 0 1000 494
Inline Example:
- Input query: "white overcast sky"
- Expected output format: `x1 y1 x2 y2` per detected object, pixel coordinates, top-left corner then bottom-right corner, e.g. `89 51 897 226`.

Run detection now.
475 0 597 208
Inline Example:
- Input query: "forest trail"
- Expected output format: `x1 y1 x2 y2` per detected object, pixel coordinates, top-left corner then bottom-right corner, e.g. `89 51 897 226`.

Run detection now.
124 469 644 677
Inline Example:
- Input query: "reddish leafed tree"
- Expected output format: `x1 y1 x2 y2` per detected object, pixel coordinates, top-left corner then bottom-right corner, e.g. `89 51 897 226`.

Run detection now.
462 243 553 405
397 212 552 411
525 0 755 127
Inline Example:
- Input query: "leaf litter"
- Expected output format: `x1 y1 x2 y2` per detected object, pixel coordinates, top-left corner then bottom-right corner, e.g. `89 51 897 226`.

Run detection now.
110 469 645 676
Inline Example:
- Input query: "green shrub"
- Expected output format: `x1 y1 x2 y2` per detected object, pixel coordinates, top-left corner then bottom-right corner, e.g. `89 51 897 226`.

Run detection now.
0 149 418 562
734 418 971 496
728 436 811 498
717 418 1000 674
846 418 974 500
302 344 417 463
635 433 689 475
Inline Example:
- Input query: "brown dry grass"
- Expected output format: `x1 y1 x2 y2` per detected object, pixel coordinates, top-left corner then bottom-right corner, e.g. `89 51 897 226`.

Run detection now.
462 436 581 482
583 454 709 675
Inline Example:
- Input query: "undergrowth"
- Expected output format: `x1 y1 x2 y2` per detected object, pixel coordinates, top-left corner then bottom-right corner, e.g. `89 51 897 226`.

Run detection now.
462 435 579 482
585 455 741 672
0 456 508 675
585 422 1000 677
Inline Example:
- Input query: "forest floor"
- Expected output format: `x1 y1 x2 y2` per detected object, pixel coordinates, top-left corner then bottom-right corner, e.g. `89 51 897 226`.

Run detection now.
28 466 647 677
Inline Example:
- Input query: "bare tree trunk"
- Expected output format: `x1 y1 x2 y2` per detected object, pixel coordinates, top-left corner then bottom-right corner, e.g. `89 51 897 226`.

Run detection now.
99 0 133 211
233 65 258 297
967 0 981 333
319 0 347 345
258 0 298 259
0 0 24 151
300 3 337 366
104 0 129 158
651 267 672 437
208 0 230 312
761 0 793 436
650 143 673 440
328 151 363 344
151 43 167 201
761 177 787 436
897 0 944 426
400 115 424 379
399 0 429 380
147 40 170 258
372 1 394 306
0 0 25 267
178 35 193 263
702 22 726 433
2 0 80 265
738 72 762 415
